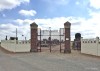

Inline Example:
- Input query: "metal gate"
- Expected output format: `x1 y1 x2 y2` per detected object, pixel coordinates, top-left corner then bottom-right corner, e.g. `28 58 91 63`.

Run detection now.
37 28 65 52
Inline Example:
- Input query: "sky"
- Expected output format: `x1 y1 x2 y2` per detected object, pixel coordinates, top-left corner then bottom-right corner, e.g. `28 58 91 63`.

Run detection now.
0 0 100 41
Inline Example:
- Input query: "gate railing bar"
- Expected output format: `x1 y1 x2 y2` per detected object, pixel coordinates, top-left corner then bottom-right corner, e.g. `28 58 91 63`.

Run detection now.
60 28 61 53
37 28 65 53
38 35 64 36
40 29 41 52
50 28 51 52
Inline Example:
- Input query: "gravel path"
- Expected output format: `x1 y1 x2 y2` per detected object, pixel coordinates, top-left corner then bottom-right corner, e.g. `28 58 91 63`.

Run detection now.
0 47 100 71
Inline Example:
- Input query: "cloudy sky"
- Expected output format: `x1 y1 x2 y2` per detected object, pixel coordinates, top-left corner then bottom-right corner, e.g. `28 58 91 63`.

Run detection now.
0 0 100 41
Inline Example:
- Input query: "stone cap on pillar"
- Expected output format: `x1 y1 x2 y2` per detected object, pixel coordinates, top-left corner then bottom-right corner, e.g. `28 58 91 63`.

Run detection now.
30 22 38 29
64 21 71 28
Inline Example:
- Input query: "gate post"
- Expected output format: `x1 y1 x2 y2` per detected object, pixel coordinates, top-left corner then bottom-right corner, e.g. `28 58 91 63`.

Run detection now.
64 21 71 53
30 22 38 52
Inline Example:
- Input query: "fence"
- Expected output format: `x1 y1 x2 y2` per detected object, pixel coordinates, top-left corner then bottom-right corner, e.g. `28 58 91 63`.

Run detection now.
37 28 65 52
81 37 100 56
1 40 30 52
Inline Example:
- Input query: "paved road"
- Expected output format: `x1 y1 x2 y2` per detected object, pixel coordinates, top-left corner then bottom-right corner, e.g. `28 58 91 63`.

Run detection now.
0 48 100 71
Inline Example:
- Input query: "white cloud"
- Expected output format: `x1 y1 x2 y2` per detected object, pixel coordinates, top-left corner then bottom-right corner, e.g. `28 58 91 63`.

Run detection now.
33 17 82 30
1 10 100 41
0 0 30 11
0 23 18 40
89 0 100 9
87 11 100 36
33 14 100 39
0 23 30 41
14 19 33 25
19 10 37 16
0 18 92 41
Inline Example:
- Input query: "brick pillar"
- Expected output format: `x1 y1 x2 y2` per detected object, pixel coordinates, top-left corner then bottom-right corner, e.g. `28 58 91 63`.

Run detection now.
64 21 71 53
30 22 38 52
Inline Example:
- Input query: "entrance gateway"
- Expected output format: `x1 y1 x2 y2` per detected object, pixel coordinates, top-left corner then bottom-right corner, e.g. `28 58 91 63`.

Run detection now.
30 21 71 53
